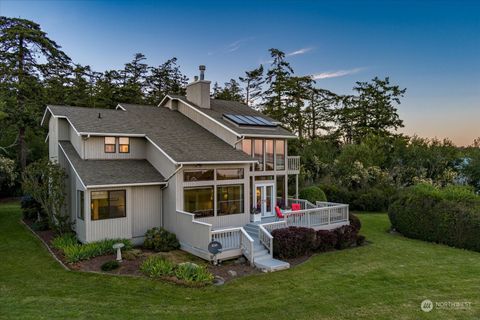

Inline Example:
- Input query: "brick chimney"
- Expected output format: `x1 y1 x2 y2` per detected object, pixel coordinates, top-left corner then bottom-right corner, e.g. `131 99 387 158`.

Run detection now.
186 65 211 109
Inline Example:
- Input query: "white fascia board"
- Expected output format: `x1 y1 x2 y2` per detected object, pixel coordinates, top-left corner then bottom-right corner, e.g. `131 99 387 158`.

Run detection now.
241 133 298 139
58 143 87 189
87 181 167 189
179 160 258 165
40 106 52 126
116 104 127 111
79 132 146 137
44 133 49 143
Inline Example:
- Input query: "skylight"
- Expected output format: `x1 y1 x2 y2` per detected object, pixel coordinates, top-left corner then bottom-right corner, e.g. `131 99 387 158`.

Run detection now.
223 114 277 127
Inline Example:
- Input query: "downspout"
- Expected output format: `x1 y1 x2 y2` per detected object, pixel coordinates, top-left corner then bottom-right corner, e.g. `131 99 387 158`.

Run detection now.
233 136 245 149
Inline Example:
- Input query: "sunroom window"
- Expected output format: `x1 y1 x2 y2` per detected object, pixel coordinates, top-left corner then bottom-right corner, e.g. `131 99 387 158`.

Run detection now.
104 137 116 153
216 168 244 180
217 185 244 216
91 190 126 220
184 187 214 218
119 137 130 153
184 170 214 182
275 140 285 170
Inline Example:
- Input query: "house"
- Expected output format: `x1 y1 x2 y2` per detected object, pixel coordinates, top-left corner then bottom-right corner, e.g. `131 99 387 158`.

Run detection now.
42 66 349 271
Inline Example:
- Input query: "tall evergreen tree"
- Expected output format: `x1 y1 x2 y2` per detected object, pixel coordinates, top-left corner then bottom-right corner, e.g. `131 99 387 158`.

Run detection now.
0 17 71 170
211 79 244 102
146 57 188 104
118 53 148 104
239 65 264 107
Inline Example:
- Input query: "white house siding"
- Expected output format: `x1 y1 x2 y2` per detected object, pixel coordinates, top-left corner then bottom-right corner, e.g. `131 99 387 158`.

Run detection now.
145 142 176 176
198 213 249 229
131 186 162 240
58 118 70 140
162 173 178 235
70 126 84 158
83 137 147 160
177 102 238 146
48 117 58 162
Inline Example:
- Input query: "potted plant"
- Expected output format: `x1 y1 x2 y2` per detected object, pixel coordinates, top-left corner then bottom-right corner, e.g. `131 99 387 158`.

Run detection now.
250 207 261 222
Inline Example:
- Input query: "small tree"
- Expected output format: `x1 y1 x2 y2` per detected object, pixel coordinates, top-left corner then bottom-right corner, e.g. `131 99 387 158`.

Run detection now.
22 159 70 234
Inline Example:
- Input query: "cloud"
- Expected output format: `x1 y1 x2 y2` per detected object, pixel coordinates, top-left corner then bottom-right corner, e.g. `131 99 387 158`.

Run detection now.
286 47 312 57
311 67 365 80
209 37 255 55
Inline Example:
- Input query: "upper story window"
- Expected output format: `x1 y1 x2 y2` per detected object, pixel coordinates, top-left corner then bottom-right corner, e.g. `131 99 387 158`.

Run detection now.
104 137 116 153
265 139 274 171
184 169 214 182
217 168 244 180
119 137 130 153
275 140 285 170
241 139 252 156
254 139 264 171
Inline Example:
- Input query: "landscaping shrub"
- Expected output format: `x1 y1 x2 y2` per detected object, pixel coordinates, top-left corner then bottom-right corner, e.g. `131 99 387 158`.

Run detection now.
334 225 358 249
31 219 50 231
272 227 316 259
20 195 45 220
349 213 362 232
101 260 120 271
52 235 132 263
389 183 480 252
352 187 394 212
298 186 327 204
315 230 338 252
174 262 214 284
143 227 180 252
140 255 175 277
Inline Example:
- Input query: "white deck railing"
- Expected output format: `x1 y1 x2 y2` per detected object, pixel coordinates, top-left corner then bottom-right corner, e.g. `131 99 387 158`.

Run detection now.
287 156 300 173
276 197 317 210
258 224 273 257
176 210 213 252
283 203 349 229
211 227 255 266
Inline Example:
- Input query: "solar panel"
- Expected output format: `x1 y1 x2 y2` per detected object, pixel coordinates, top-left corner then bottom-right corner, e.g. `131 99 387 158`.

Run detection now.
223 114 277 127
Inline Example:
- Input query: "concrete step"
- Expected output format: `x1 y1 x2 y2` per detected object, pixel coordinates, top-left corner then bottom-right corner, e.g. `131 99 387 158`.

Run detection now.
254 257 290 272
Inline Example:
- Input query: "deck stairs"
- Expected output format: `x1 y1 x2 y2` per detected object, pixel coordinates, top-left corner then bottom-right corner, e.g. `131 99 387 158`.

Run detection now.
243 223 290 272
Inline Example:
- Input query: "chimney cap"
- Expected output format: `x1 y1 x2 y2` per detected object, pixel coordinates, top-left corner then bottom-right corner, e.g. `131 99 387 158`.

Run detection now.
199 65 206 71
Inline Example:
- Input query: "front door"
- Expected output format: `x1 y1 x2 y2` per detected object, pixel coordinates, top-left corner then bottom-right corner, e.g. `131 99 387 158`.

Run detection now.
255 183 274 217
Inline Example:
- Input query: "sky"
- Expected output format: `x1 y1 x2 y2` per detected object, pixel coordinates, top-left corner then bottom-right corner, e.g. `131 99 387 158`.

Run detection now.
1 0 479 145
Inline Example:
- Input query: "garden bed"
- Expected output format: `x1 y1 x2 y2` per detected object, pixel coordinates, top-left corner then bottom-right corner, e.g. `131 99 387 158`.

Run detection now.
23 218 259 284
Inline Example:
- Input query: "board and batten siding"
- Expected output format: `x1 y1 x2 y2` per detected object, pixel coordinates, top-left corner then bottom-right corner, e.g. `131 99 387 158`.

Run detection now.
84 186 162 244
177 102 238 146
48 117 59 161
131 186 162 239
83 136 147 160
70 125 84 158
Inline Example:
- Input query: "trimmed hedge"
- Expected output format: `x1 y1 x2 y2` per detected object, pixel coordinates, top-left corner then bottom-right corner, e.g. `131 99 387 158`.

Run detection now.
272 222 364 258
388 184 480 252
320 184 395 212
299 186 327 204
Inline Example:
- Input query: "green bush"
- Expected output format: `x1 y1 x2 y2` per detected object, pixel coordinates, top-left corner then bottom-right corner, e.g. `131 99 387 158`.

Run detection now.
20 195 45 220
101 260 120 271
51 235 132 263
140 255 175 277
352 187 395 212
143 227 180 252
299 186 327 204
174 262 214 284
319 184 352 204
389 183 480 252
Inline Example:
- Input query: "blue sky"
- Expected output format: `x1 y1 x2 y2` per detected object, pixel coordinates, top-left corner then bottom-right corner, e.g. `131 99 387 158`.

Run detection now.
2 0 479 145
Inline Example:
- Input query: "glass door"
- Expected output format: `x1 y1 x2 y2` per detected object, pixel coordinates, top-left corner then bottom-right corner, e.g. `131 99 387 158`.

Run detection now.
255 183 275 217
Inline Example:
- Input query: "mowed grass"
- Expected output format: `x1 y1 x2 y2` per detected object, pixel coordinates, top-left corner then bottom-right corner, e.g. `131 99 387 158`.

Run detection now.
0 202 479 319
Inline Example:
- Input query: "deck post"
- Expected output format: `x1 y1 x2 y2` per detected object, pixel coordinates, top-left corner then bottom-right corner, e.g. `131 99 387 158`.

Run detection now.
295 174 299 200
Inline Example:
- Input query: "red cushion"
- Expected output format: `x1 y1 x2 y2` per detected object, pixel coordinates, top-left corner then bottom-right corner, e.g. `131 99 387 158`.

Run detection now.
292 203 301 211
275 206 284 218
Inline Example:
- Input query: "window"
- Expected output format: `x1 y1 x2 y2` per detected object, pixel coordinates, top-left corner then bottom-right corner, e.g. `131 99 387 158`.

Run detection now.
265 139 274 171
184 187 214 218
184 170 214 182
77 190 84 220
217 185 244 215
254 139 264 171
241 139 252 156
104 137 116 153
217 168 244 180
275 140 285 170
119 137 130 153
91 190 126 220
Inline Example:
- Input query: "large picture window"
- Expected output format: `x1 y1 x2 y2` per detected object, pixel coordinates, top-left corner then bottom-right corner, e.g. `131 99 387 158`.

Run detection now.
184 170 214 182
254 139 264 171
91 190 126 220
119 137 130 153
104 137 116 153
184 187 214 218
275 140 285 170
217 185 244 216
77 190 84 220
265 139 274 171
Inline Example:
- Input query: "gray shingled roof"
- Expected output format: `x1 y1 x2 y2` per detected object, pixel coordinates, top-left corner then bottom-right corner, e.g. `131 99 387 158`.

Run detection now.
46 104 255 163
59 141 166 187
171 96 297 138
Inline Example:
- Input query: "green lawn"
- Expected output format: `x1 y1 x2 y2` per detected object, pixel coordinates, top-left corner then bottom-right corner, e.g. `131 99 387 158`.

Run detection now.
1 202 479 319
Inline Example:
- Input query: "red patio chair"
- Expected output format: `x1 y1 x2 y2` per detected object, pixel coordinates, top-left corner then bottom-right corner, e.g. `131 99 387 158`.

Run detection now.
275 206 285 220
291 203 301 211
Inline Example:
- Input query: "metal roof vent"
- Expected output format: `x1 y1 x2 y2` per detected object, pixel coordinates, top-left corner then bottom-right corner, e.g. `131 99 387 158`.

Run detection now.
199 65 206 80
